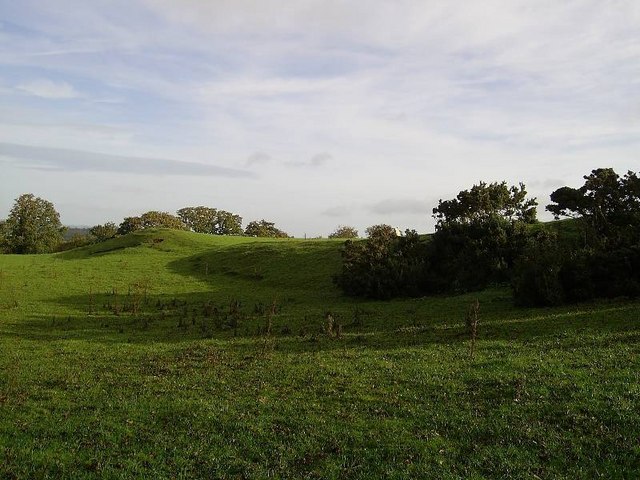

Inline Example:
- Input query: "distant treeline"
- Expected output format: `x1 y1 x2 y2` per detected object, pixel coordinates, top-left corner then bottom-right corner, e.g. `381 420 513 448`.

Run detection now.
333 168 640 306
0 202 291 255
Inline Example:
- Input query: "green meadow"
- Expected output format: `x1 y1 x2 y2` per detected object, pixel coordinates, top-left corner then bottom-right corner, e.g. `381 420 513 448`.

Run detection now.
1 229 639 478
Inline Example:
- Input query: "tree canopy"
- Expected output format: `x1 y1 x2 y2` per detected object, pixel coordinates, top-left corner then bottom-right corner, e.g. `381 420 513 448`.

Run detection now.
3 193 65 254
433 181 537 227
547 168 640 247
177 206 243 235
90 222 118 242
244 220 289 238
328 225 359 239
118 211 185 235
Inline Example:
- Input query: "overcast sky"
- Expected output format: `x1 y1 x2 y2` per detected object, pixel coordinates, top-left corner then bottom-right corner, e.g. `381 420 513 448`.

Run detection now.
1 1 639 236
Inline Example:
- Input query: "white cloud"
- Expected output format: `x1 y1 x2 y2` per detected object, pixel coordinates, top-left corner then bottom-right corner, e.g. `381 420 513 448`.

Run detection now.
16 79 81 99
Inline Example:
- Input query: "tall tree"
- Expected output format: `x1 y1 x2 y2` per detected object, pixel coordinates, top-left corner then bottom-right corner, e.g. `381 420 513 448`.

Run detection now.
4 193 65 253
430 182 537 291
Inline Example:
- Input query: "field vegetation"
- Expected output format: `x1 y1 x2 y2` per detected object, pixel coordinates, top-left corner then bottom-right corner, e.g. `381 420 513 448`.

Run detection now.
1 229 639 478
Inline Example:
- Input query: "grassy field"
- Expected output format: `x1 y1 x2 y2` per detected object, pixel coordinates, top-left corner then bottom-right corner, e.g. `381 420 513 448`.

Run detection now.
1 229 639 479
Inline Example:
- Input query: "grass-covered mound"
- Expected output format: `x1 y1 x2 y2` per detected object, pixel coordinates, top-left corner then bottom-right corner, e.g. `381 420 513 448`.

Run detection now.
1 229 639 478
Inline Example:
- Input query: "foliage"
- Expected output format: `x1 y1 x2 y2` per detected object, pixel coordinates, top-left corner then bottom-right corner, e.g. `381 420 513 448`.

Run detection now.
547 168 640 248
334 183 538 299
0 220 7 253
244 219 289 238
333 228 427 299
512 229 565 306
177 206 243 235
559 246 640 302
215 210 243 235
365 224 398 238
328 225 359 239
427 182 537 293
428 216 531 292
515 168 640 306
3 193 65 254
433 181 537 226
118 211 185 235
89 222 118 242
117 216 144 235
56 234 95 252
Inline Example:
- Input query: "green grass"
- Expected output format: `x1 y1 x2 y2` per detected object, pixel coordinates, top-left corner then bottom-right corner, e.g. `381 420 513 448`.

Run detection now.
1 229 639 478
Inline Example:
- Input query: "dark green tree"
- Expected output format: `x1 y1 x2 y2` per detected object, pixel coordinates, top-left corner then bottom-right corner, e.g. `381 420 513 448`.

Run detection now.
215 210 243 235
429 182 537 292
117 216 144 235
4 193 66 253
433 181 537 225
118 211 185 235
89 222 118 242
177 206 243 235
547 168 640 247
244 220 289 238
177 206 218 233
333 227 427 299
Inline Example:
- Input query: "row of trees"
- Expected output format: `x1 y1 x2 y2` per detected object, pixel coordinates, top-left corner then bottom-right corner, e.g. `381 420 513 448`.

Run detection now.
0 199 294 254
112 208 290 239
334 168 640 305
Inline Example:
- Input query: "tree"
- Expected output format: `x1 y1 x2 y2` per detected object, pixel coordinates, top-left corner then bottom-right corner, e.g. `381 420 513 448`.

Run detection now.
139 211 185 230
244 220 289 238
118 216 143 235
177 206 218 234
90 222 118 242
4 193 65 253
430 182 537 292
328 225 359 239
214 210 243 235
177 206 243 235
365 224 397 239
118 211 185 235
333 227 427 299
433 181 537 226
547 168 640 248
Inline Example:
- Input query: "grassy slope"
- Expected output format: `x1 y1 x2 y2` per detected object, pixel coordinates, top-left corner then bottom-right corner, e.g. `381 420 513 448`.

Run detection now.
1 229 639 479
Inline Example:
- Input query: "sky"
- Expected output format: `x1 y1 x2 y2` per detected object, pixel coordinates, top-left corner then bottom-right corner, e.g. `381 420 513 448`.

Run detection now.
0 0 639 237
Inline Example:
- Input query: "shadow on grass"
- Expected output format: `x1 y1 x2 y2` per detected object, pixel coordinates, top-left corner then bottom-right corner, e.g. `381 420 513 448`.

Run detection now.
165 241 343 298
3 288 639 357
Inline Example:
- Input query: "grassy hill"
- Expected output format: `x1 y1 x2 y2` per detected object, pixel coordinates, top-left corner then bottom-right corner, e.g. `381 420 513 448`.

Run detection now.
1 229 639 478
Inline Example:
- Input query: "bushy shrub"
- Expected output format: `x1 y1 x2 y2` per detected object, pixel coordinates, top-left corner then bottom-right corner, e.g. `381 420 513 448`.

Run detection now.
513 234 640 306
333 228 427 299
429 216 530 293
